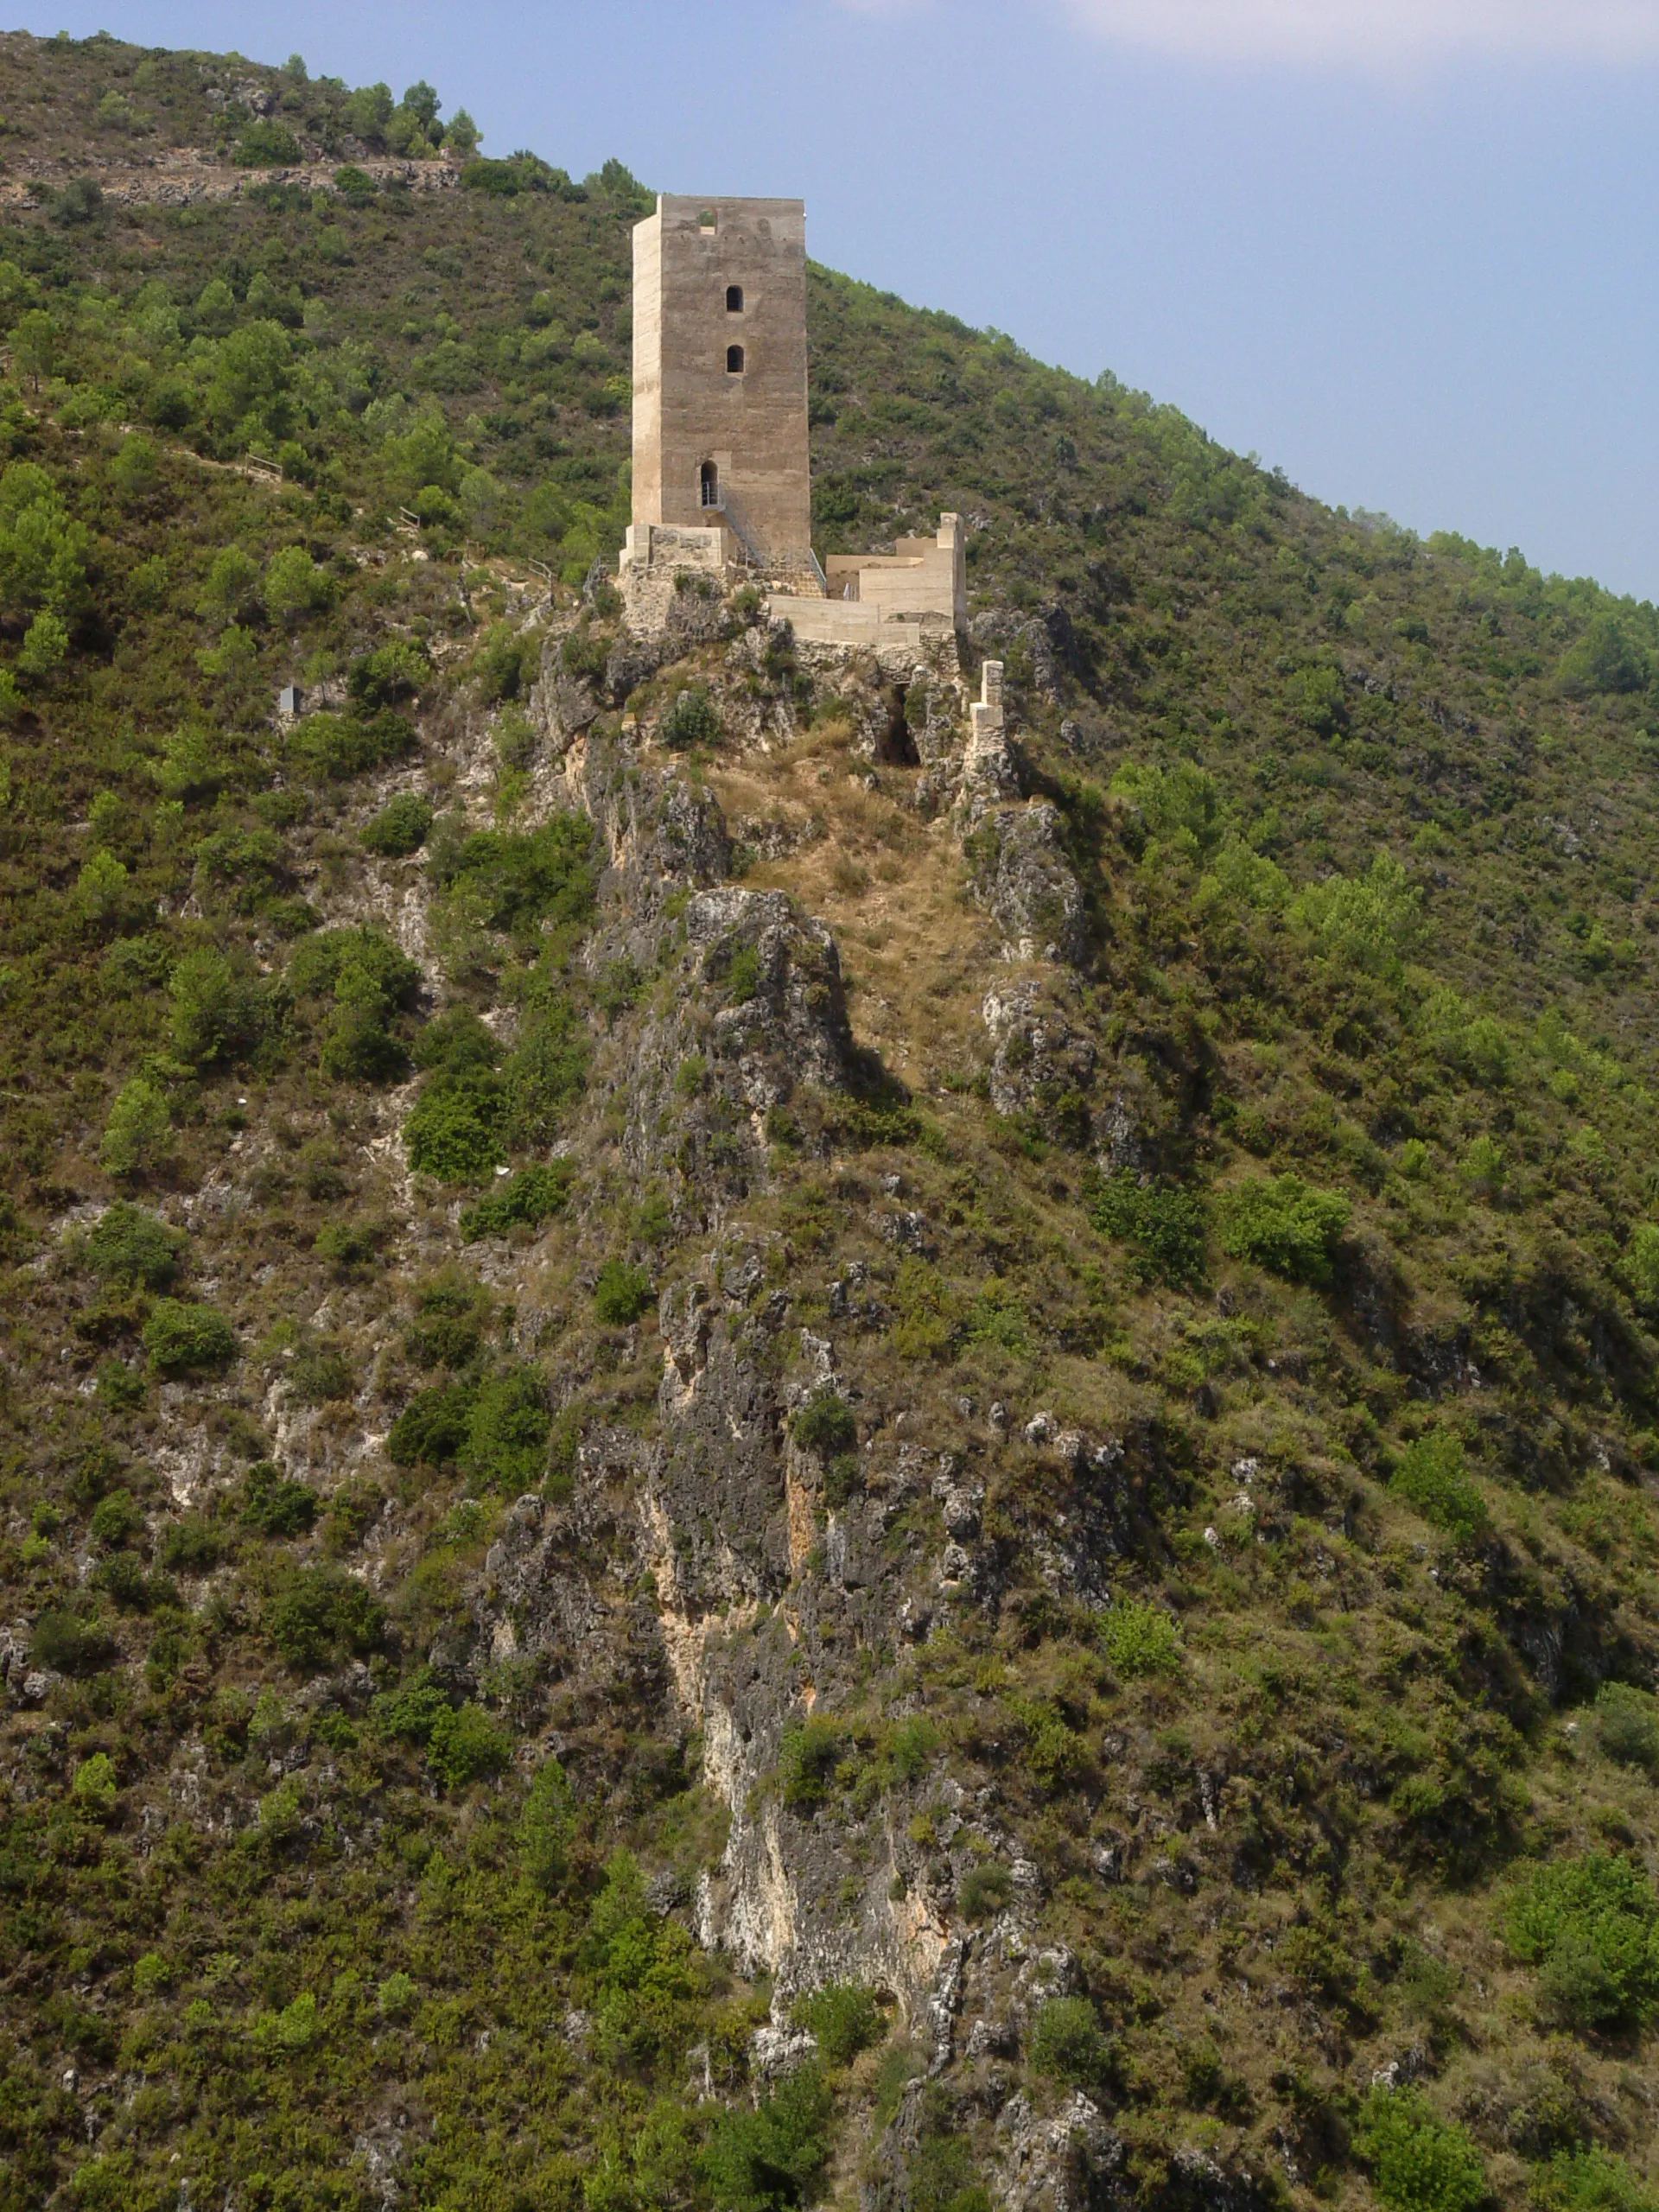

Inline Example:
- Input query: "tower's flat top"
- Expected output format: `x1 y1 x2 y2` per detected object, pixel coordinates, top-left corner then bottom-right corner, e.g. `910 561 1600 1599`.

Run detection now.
652 193 805 221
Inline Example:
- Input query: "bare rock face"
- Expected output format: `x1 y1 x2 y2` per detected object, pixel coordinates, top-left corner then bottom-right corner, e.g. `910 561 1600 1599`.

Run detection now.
562 727 733 921
609 882 856 1199
535 726 863 1198
530 632 607 754
964 803 1089 968
981 979 1097 1123
652 1281 791 1618
686 886 855 1107
994 2092 1127 2212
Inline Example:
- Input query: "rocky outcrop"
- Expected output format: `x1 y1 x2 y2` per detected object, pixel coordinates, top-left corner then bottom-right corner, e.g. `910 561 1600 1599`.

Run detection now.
995 2093 1126 2212
688 887 855 1104
964 803 1089 968
981 979 1098 1122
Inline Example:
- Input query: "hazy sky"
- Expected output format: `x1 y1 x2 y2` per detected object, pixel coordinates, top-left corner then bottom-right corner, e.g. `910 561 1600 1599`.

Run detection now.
22 2 1659 600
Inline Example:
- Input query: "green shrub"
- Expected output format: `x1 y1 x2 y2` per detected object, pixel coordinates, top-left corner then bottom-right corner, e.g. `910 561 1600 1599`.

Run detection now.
253 1991 321 2052
190 826 289 915
314 1221 378 1272
1102 1598 1181 1677
1595 1681 1659 1772
265 1565 385 1671
387 1380 478 1469
659 684 721 749
1619 1221 1659 1313
33 1609 113 1675
404 1274 490 1368
1355 2088 1487 2212
428 811 596 935
157 1515 224 1572
404 1084 506 1181
428 1700 513 1789
317 977 414 1084
818 1451 860 1510
287 706 416 781
94 1357 145 1410
372 1668 452 1747
791 1389 857 1459
1028 1995 1114 2095
1503 1852 1659 2030
779 1715 849 1810
348 638 429 708
460 1160 574 1239
377 1970 416 2018
559 622 611 680
1110 758 1224 857
289 925 421 1010
1291 853 1423 978
71 1752 119 1814
1084 1167 1207 1285
594 1258 653 1325
130 1952 171 1998
791 1981 886 2066
519 1756 575 1892
79 1201 182 1288
73 848 130 925
334 163 378 203
97 1550 169 1613
887 1714 940 1783
142 1299 237 1374
461 1367 550 1493
501 993 588 1146
472 620 537 702
233 119 303 166
87 1487 144 1548
168 947 274 1065
100 934 170 998
99 1075 171 1177
360 791 435 856
724 940 763 1004
1557 614 1649 699
240 1461 318 1537
264 544 334 624
291 1339 353 1404
1536 2149 1659 2212
1391 1432 1488 1543
1216 1172 1351 1284
702 2061 831 2212
957 1862 1013 1922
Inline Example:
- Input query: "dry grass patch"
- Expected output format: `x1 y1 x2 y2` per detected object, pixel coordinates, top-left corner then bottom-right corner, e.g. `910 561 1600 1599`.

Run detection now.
708 752 994 1088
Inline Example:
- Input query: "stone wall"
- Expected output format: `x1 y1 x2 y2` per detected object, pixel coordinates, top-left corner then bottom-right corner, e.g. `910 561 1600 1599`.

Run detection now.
823 513 966 627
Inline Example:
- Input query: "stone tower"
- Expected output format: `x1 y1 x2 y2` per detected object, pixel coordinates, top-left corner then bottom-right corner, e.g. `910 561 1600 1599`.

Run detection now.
629 194 812 573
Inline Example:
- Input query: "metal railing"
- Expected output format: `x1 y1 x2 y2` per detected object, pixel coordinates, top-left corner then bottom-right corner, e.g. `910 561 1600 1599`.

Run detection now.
714 486 767 570
696 485 827 590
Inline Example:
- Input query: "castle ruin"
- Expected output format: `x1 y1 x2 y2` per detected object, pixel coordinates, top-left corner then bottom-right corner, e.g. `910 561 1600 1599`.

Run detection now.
619 194 965 658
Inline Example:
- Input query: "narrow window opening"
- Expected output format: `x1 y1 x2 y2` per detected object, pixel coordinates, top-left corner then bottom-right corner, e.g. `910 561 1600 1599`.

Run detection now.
700 461 720 509
726 284 744 313
727 344 745 375
698 208 716 232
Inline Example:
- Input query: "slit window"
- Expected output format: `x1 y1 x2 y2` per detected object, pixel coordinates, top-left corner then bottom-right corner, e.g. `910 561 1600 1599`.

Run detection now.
700 461 720 508
726 284 744 313
727 344 745 374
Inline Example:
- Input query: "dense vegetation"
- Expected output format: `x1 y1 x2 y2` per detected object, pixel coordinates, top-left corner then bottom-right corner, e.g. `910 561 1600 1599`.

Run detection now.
4 24 1659 2212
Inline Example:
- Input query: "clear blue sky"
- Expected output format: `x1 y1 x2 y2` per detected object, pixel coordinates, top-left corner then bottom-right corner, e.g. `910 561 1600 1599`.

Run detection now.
22 2 1659 600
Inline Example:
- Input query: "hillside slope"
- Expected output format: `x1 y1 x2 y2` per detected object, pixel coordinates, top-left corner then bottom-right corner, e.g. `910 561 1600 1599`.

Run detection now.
4 28 1659 2212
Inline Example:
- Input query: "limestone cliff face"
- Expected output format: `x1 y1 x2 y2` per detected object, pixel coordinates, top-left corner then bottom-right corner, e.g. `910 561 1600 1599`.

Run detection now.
441 625 1199 2207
